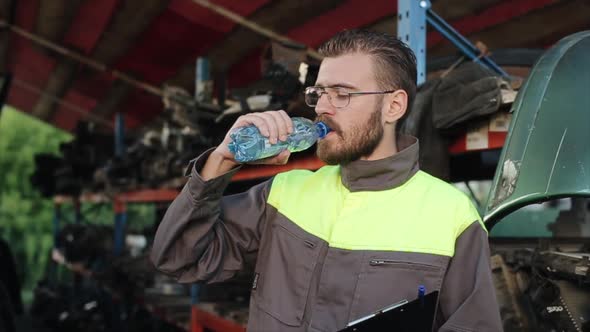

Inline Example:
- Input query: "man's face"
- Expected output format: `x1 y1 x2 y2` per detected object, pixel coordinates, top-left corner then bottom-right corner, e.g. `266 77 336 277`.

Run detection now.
314 53 386 165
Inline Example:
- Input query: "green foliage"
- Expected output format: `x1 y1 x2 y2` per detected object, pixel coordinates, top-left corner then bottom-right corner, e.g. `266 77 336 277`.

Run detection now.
0 106 158 304
0 106 72 293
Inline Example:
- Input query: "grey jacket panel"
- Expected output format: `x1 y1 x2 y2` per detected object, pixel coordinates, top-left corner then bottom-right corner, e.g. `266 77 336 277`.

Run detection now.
150 141 502 332
150 149 271 283
310 248 451 332
437 222 503 332
249 211 324 330
246 211 452 332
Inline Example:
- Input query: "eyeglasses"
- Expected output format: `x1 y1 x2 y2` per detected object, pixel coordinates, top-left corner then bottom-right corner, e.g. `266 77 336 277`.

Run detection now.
304 86 396 108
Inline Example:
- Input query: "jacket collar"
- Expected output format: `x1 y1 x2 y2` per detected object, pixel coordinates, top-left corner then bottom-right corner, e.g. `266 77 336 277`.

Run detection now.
340 134 420 192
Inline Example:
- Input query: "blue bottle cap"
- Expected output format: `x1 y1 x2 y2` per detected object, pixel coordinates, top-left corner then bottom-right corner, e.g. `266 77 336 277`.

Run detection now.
315 121 331 139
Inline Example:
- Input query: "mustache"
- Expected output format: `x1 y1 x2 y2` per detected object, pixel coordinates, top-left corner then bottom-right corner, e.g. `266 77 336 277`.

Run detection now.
315 116 341 133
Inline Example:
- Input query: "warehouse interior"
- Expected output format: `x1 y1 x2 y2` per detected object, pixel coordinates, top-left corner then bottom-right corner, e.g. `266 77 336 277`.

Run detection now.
0 0 589 331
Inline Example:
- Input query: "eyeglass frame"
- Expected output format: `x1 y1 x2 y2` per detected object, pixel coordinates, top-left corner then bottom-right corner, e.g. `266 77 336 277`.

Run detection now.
304 86 397 109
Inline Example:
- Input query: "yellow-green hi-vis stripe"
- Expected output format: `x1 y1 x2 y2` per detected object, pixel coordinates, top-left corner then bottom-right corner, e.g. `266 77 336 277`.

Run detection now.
267 167 484 257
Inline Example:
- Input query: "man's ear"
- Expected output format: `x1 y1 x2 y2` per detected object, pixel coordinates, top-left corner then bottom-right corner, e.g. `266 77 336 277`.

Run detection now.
383 89 408 124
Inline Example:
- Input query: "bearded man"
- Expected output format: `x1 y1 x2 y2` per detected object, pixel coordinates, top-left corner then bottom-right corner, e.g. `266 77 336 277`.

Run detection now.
151 29 502 332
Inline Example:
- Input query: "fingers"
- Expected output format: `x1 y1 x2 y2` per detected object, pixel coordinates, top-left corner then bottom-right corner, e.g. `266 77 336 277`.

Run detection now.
273 110 293 141
233 113 270 137
231 110 292 145
248 113 276 143
262 110 292 144
249 150 291 165
276 149 291 164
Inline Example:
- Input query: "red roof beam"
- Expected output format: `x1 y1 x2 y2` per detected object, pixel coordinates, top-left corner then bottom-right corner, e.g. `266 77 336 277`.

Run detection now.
228 0 398 88
169 0 272 33
427 0 561 49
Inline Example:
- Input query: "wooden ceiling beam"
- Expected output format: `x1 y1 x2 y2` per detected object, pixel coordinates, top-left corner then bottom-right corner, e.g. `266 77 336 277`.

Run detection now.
429 0 563 51
368 0 501 36
90 0 170 67
91 79 132 122
86 0 171 124
165 0 343 90
31 58 77 119
46 0 169 130
0 0 17 73
35 0 82 49
30 0 82 119
429 0 589 57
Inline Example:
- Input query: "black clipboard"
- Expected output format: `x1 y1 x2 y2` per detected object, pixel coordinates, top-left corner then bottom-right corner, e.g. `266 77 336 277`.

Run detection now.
338 291 438 332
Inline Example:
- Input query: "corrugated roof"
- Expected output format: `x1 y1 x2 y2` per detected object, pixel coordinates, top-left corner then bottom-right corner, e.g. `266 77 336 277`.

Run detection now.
2 0 588 133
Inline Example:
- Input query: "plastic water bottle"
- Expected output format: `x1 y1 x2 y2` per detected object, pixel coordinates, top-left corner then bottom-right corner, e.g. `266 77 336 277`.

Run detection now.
228 117 331 163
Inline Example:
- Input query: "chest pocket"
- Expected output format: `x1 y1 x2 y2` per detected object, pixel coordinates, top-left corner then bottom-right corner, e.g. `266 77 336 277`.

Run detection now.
253 218 321 326
349 253 448 322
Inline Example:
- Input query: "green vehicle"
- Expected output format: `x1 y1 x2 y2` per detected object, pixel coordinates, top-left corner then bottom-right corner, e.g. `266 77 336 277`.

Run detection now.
482 31 590 332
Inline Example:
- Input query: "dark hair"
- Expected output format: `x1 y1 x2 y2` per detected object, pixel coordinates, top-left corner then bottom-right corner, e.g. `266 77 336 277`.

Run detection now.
318 29 417 115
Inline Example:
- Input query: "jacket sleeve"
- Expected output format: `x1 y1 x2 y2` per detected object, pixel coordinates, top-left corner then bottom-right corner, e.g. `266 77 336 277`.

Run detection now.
437 221 504 332
150 149 272 284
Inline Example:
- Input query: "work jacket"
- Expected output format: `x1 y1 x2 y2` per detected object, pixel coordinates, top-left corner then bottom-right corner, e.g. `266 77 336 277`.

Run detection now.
150 135 503 332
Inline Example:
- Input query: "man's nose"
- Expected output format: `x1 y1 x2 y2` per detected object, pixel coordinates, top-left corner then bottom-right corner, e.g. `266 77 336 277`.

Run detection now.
314 93 335 116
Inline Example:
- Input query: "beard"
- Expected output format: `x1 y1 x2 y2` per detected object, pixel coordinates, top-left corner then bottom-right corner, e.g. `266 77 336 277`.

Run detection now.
316 105 384 165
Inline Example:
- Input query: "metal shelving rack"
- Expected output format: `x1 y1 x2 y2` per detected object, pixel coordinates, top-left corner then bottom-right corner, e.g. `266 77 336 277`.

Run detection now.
47 2 519 331
399 0 512 155
53 187 247 332
51 88 247 331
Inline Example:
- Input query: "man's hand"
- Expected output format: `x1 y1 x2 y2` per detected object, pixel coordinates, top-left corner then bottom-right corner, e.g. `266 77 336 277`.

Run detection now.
201 110 293 180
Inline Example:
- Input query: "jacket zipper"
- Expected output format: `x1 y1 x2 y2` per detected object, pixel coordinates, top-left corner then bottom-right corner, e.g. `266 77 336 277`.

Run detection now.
369 259 438 270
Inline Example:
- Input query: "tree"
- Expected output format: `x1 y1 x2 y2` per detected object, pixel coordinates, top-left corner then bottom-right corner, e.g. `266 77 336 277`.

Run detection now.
0 106 71 299
0 106 157 304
